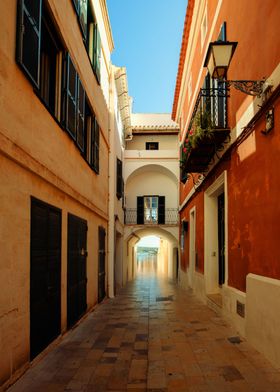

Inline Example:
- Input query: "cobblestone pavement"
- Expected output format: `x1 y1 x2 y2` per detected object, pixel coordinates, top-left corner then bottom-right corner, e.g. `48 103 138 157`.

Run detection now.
8 269 280 392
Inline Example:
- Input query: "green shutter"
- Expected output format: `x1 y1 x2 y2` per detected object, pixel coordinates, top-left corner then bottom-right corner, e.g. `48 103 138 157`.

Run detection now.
77 78 85 152
66 55 77 139
91 117 99 173
94 24 101 83
17 0 42 88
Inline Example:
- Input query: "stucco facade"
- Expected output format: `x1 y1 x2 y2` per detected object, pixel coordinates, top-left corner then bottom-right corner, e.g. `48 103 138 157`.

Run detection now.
0 0 114 387
124 114 180 282
173 0 280 367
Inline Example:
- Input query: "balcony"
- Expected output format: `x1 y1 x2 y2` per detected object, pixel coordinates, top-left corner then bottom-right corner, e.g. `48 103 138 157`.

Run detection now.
181 86 230 177
125 208 179 225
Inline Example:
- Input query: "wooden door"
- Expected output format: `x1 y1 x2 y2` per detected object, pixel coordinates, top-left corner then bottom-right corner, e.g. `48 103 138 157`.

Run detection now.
67 214 87 328
98 226 106 303
30 198 61 359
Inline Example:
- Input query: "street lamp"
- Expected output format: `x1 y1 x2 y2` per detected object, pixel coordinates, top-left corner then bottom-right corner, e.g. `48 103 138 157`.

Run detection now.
204 41 266 96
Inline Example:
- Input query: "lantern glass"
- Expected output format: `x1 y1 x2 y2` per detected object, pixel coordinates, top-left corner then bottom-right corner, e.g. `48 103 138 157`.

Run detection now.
205 41 238 79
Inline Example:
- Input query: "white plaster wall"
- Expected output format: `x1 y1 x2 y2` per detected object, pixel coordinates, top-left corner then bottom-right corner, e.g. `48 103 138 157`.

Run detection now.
246 273 280 368
124 161 179 184
126 171 178 209
126 134 178 150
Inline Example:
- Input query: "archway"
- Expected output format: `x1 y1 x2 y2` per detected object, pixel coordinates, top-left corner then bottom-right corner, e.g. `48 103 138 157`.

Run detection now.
123 226 179 284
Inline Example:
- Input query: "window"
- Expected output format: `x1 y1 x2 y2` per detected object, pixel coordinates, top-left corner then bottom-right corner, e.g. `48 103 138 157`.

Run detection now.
40 4 63 118
17 0 63 118
146 142 159 150
201 4 208 49
64 54 85 150
72 0 101 83
137 196 165 225
87 11 101 83
144 196 158 224
71 0 87 38
17 0 42 87
84 100 100 173
116 158 123 199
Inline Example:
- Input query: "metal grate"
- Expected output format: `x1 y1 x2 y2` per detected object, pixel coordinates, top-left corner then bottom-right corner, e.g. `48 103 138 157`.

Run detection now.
236 300 245 318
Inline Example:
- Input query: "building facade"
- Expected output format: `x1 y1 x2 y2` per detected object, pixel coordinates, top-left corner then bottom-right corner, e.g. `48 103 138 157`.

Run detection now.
173 0 280 367
124 114 180 282
0 0 114 386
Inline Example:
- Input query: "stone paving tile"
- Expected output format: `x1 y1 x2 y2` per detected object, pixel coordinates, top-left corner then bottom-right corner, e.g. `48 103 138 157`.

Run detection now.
7 271 280 392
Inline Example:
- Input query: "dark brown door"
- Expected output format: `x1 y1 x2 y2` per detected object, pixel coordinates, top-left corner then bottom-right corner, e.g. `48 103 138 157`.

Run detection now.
30 198 61 360
98 226 106 303
67 214 87 328
218 193 225 285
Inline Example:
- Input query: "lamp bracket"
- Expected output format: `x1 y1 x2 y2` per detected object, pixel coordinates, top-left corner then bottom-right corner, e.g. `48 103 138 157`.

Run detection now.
225 79 266 97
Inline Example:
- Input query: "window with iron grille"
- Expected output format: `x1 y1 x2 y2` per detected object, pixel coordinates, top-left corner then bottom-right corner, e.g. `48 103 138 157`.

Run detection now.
116 159 123 199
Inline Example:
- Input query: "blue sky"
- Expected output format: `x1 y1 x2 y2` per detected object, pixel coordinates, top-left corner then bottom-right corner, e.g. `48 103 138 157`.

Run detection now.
107 0 188 114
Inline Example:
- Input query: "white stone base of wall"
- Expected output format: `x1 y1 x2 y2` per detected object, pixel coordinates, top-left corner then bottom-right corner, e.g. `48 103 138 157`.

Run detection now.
246 273 280 368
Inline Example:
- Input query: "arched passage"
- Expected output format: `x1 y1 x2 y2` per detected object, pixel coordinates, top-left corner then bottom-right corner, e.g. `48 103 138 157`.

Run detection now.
123 226 179 285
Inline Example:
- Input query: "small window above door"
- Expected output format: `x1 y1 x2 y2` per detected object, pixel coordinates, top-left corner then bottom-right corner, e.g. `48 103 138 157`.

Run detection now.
146 142 159 150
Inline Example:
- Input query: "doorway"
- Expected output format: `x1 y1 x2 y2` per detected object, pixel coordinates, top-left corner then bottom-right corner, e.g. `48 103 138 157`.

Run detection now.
67 214 87 329
30 198 61 359
204 171 228 294
98 226 106 303
189 208 196 288
218 193 225 285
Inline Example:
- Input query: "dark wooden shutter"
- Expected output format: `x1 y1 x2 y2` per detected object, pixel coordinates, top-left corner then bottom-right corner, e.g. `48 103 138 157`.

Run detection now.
158 196 165 224
66 55 77 139
137 197 144 224
94 24 101 83
116 159 122 199
17 0 42 87
77 78 85 151
91 117 99 173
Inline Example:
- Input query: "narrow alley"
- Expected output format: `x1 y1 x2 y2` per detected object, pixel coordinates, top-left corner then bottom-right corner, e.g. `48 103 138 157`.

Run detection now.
8 260 280 392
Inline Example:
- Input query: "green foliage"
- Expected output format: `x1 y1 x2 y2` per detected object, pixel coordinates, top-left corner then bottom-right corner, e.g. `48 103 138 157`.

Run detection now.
180 109 214 166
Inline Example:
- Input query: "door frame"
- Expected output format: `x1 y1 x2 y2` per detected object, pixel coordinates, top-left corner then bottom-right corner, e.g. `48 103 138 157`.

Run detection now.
189 206 196 288
204 170 228 294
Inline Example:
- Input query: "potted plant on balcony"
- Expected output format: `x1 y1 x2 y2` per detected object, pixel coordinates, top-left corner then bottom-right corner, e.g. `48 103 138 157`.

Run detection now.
181 109 214 164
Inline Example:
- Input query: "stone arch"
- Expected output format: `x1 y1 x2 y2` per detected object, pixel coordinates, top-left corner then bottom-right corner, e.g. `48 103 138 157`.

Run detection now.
125 164 178 185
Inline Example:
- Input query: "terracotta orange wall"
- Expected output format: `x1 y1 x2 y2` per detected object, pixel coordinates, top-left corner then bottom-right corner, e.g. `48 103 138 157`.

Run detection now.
217 0 280 128
179 0 280 153
227 98 280 291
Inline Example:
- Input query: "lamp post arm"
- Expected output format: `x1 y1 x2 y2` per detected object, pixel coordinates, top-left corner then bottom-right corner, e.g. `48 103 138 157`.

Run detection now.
225 79 266 97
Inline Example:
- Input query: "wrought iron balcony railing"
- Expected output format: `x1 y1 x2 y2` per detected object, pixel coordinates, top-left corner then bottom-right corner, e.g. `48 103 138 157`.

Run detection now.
181 86 231 180
125 208 179 225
